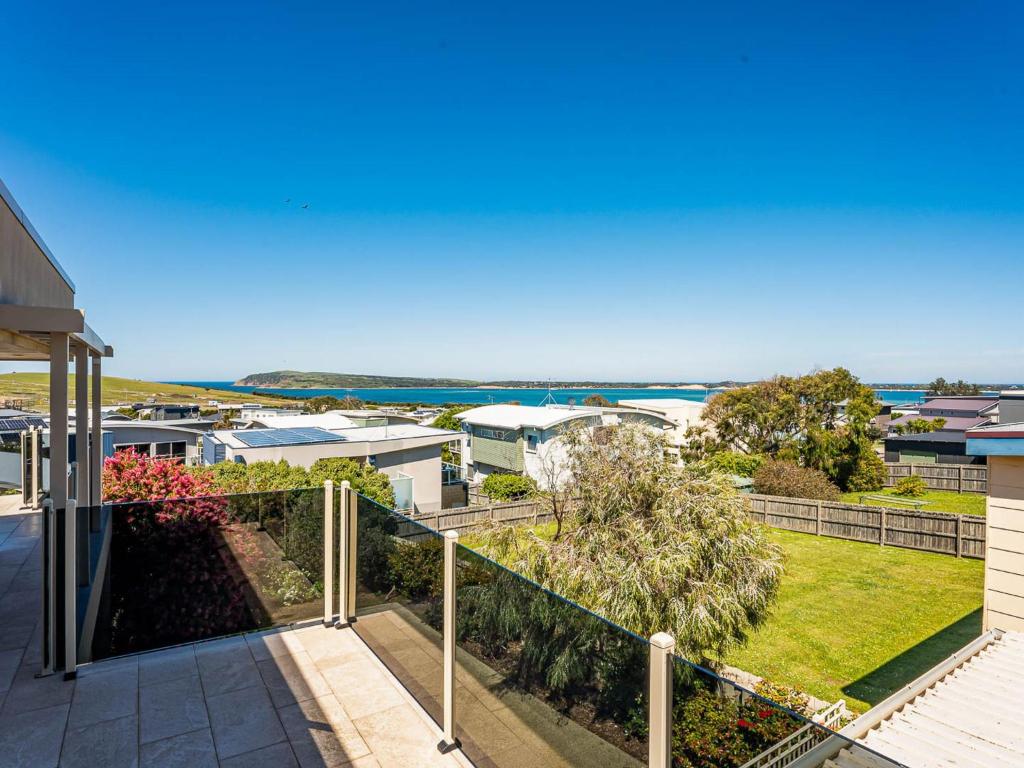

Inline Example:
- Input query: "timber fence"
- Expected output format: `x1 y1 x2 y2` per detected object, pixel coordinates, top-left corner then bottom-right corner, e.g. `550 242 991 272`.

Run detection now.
884 462 987 494
423 492 986 559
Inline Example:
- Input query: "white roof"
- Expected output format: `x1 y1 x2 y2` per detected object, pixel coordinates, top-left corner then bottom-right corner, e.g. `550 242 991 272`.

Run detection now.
210 423 458 450
839 631 1024 767
247 413 357 430
458 404 601 430
617 398 706 411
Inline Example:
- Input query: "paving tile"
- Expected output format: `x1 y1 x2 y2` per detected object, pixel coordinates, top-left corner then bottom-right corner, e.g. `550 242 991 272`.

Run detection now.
68 661 139 727
59 713 138 768
246 628 306 663
220 741 299 768
140 673 208 745
352 704 453 768
206 683 286 759
0 648 23 694
139 645 198 688
257 651 332 709
294 625 365 668
77 652 139 679
0 622 34 654
1 665 75 715
278 694 371 768
139 728 218 768
196 638 262 697
0 701 69 768
320 657 405 722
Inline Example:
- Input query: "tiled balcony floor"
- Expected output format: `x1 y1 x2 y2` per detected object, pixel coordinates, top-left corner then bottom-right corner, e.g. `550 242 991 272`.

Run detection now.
0 504 472 768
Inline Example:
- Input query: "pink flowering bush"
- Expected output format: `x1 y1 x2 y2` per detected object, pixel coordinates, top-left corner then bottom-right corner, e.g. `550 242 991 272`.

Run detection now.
102 447 215 502
103 449 253 654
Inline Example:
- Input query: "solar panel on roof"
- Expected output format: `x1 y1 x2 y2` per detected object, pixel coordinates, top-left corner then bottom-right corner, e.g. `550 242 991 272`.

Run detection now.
0 417 47 433
235 427 346 448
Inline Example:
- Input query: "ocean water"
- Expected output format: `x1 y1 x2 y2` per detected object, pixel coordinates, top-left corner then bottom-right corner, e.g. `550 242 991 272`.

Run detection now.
169 382 948 407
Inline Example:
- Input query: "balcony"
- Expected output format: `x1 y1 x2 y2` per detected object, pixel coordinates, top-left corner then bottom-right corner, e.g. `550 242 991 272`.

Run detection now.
1 488 906 768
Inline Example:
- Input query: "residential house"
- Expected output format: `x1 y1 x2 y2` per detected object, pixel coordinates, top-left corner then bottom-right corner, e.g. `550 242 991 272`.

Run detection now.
458 403 677 488
616 398 706 459
201 423 462 514
237 404 304 420
884 395 998 465
137 402 201 420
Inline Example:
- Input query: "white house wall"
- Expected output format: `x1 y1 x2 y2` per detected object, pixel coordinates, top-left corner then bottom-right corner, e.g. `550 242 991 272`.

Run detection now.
372 444 443 515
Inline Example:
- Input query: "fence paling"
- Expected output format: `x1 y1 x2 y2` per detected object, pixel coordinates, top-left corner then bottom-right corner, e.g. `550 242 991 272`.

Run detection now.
423 494 985 559
884 462 987 494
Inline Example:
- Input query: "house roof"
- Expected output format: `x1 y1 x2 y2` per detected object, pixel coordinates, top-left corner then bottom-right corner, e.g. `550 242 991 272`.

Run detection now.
885 430 970 444
889 415 992 432
458 404 600 430
921 397 999 414
843 630 1024 767
246 413 357 430
210 423 457 449
616 398 706 411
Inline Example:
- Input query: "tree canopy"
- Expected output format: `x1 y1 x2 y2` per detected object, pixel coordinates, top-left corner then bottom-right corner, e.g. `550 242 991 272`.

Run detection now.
925 377 982 396
474 423 783 661
685 368 881 490
582 394 613 407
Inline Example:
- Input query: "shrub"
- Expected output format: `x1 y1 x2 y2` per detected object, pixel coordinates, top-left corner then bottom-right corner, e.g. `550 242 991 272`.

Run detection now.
103 448 215 502
704 452 766 478
309 457 396 508
845 450 887 492
893 475 927 497
481 473 537 501
673 688 802 768
752 460 840 501
388 538 444 600
582 394 613 407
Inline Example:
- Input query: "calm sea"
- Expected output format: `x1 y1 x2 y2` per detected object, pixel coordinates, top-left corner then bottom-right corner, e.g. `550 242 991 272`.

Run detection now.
168 382 956 407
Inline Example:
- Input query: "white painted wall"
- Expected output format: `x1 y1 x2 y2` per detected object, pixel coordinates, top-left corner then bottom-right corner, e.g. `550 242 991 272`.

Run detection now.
0 451 21 487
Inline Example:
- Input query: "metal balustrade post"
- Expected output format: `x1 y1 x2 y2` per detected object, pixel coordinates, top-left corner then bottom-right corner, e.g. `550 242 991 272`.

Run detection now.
337 482 357 628
323 480 335 625
437 529 461 754
40 499 56 676
64 498 78 679
649 632 675 768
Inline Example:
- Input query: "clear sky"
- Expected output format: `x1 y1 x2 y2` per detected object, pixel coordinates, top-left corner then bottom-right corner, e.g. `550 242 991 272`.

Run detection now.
2 1 1022 383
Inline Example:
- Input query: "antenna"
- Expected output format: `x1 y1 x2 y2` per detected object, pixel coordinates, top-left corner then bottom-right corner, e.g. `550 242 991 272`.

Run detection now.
539 380 557 407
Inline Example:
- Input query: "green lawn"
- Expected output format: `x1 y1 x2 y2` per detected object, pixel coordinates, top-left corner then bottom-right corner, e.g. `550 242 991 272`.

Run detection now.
840 488 986 516
725 529 983 712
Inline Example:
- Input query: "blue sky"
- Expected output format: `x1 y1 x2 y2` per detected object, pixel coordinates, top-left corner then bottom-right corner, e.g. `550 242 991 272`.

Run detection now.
1 1 1022 383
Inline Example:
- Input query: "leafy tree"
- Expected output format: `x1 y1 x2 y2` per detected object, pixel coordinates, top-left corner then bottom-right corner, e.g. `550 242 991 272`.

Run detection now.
926 377 981 396
582 394 613 407
115 406 137 419
752 459 841 501
702 451 766 478
431 405 472 432
473 423 783 661
845 449 888 492
686 368 880 490
307 457 396 508
481 473 537 501
891 417 947 435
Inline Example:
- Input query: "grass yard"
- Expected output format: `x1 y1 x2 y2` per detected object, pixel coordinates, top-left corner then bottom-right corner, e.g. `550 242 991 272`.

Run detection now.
0 372 290 410
840 488 986 516
725 529 983 712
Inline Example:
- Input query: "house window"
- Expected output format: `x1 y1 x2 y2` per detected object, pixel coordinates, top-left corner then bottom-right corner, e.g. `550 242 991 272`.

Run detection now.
525 434 539 453
478 428 507 440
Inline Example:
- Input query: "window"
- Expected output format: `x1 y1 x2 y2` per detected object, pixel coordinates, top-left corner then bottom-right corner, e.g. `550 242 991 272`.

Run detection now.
478 428 507 440
525 434 539 453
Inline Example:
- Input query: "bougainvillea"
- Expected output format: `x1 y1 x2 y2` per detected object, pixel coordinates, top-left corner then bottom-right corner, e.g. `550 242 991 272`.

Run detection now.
102 449 253 654
102 447 216 502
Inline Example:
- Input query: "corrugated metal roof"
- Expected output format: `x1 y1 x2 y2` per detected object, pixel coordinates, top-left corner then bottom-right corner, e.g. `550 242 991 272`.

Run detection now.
920 397 999 413
838 632 1024 768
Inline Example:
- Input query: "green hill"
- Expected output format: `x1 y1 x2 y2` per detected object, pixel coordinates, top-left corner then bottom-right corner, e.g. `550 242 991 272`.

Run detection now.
0 373 290 411
235 370 481 389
